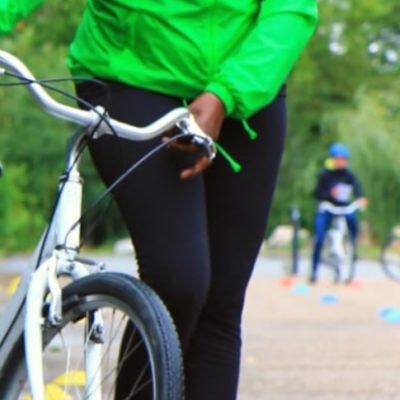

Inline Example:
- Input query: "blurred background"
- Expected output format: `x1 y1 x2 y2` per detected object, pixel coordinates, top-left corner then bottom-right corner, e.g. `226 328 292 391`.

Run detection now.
0 0 399 257
2 2 400 399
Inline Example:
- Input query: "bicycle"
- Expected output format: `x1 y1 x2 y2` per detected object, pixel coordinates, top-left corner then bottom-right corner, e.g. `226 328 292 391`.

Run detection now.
380 226 400 281
0 50 216 399
318 200 363 283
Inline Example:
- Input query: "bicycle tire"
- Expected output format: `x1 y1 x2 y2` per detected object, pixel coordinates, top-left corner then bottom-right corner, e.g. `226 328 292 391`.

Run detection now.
381 234 400 281
1 272 184 400
339 235 357 284
320 237 341 283
321 237 355 284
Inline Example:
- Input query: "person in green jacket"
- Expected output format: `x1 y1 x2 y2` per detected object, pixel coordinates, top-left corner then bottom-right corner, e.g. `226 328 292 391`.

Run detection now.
0 1 318 399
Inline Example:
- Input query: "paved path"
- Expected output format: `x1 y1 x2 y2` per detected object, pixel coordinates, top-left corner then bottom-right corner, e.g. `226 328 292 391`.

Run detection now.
0 252 388 280
0 252 399 399
240 276 400 400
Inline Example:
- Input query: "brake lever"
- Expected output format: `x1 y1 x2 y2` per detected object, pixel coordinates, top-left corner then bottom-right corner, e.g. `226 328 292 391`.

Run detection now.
176 116 217 161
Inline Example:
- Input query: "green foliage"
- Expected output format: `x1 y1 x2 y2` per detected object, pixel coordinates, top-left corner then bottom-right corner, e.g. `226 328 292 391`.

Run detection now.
0 0 117 253
2 0 400 252
0 164 46 251
268 0 400 243
336 88 400 241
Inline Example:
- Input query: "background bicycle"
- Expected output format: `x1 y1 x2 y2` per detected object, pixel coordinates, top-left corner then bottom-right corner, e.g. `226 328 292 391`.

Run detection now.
0 50 214 400
380 226 400 281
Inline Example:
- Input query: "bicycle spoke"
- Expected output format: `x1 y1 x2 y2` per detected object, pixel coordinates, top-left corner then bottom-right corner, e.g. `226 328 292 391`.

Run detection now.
101 333 148 399
80 308 150 400
126 360 151 399
106 318 138 400
85 310 128 399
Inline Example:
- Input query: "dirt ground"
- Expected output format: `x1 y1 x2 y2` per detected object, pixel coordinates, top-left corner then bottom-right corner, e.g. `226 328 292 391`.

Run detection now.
239 276 400 400
1 272 400 399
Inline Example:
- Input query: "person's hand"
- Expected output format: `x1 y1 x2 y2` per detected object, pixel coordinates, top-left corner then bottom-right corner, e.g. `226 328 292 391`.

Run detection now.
187 92 225 143
330 186 339 199
163 92 225 179
357 197 368 210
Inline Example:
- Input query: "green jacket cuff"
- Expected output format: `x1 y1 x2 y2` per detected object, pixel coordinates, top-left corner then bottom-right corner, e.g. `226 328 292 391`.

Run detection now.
205 82 235 116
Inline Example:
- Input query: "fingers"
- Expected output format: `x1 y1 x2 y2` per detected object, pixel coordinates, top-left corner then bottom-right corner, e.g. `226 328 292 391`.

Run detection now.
162 136 198 152
161 136 212 179
180 156 212 179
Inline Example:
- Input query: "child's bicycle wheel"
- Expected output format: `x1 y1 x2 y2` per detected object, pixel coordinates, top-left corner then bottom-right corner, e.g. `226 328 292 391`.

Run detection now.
381 233 400 281
337 235 357 284
321 249 341 283
1 273 184 400
321 236 356 284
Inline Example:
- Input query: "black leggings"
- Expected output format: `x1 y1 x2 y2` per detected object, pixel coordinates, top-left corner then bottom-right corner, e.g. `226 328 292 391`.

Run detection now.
76 82 286 400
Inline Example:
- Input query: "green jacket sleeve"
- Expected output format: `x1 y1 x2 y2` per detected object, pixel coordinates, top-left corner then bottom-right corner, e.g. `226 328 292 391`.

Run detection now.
0 0 45 36
205 0 318 119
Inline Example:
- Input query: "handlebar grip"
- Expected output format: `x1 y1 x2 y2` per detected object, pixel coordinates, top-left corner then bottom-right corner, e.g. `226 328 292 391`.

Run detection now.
176 117 217 161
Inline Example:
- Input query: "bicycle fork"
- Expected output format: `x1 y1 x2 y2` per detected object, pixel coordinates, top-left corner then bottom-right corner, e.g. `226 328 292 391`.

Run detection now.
25 253 106 400
25 158 105 399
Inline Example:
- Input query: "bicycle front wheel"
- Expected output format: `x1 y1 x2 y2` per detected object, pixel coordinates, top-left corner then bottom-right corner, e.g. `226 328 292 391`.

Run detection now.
381 234 400 281
339 236 356 283
3 273 184 400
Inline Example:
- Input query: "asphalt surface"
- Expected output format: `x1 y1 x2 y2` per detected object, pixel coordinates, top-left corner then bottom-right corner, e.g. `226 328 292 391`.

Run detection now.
0 251 388 279
0 252 399 399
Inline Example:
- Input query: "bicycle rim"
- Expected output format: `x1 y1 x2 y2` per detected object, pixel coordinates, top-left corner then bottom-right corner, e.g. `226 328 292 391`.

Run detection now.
3 273 184 400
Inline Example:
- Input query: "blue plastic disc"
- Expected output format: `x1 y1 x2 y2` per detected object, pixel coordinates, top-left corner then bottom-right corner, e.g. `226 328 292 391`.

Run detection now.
292 283 311 295
319 294 339 304
378 307 400 324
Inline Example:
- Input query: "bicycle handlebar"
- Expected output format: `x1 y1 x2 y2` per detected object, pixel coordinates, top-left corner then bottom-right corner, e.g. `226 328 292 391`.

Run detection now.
0 50 216 159
318 200 364 215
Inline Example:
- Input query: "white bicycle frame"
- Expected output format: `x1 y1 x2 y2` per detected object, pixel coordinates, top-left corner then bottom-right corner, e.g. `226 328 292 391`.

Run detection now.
0 50 216 399
318 200 362 262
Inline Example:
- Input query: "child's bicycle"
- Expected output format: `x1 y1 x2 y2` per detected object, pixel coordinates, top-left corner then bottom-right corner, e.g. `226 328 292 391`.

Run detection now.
319 200 363 283
0 50 216 399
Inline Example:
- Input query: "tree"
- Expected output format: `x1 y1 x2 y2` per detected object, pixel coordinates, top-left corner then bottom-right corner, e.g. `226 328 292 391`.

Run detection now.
269 0 400 242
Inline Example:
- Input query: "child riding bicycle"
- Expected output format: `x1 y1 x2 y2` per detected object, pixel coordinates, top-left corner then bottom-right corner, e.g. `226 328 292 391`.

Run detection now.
310 143 368 283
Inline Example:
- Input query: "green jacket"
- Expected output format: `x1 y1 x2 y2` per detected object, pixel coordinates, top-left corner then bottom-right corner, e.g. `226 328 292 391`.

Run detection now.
0 0 318 119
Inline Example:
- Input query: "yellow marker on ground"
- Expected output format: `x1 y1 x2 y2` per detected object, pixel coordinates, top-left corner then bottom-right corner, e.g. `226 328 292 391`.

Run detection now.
22 372 85 399
7 276 21 295
53 370 86 387
23 384 73 400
